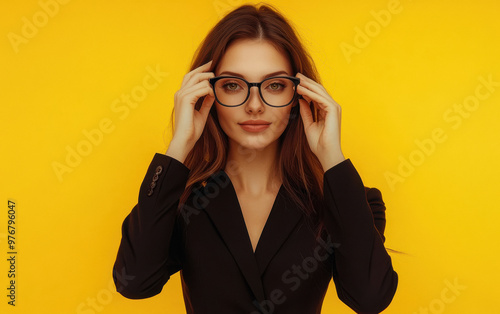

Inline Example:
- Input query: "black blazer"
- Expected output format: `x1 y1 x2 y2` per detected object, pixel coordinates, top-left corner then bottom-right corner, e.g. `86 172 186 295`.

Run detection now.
113 153 398 313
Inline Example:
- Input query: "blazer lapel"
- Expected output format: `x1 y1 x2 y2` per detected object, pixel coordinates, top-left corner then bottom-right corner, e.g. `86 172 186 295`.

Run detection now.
254 185 303 275
202 170 266 303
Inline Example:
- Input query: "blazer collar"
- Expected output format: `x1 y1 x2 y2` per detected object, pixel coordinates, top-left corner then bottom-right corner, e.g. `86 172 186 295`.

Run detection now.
201 170 303 303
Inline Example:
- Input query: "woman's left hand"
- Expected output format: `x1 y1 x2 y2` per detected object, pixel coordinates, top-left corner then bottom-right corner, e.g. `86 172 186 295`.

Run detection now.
296 72 346 171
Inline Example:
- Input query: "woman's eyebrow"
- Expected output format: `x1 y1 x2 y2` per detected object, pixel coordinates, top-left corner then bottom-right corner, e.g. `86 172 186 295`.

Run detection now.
217 70 290 79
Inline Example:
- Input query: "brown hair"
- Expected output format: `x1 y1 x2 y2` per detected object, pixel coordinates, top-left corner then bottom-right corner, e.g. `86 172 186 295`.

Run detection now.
171 3 325 233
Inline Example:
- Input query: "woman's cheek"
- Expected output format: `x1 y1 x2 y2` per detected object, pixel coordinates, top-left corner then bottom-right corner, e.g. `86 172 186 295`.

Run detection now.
215 106 232 134
273 109 292 133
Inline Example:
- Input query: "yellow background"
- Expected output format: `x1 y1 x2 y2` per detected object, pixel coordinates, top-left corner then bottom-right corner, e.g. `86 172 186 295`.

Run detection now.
1 0 499 313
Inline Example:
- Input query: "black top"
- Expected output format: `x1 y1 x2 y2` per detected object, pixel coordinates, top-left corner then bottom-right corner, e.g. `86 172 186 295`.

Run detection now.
113 153 398 313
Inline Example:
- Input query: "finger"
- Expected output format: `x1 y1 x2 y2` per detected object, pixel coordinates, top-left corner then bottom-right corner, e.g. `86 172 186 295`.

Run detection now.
182 60 213 87
179 80 214 100
298 98 314 128
177 84 214 109
296 73 329 96
300 94 313 104
183 71 215 89
189 84 214 103
199 94 215 120
297 74 342 113
296 72 327 93
193 60 213 73
182 69 214 89
296 85 331 111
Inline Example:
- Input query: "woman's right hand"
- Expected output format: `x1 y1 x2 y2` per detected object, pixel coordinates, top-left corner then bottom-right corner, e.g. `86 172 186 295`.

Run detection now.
167 60 215 162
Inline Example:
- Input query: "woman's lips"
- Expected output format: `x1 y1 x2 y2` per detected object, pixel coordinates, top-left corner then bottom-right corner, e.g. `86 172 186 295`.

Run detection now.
239 124 271 132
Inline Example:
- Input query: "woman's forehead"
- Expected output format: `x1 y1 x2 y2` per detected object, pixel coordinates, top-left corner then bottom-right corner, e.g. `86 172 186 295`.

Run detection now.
215 39 292 77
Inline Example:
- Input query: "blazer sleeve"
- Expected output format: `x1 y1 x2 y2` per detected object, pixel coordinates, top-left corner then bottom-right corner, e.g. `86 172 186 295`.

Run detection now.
323 158 398 313
112 153 190 299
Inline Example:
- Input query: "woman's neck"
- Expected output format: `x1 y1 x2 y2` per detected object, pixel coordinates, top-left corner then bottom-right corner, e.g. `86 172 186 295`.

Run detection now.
224 140 282 196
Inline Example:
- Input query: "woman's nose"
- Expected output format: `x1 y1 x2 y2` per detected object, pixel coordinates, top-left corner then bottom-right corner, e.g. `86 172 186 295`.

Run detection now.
245 86 265 113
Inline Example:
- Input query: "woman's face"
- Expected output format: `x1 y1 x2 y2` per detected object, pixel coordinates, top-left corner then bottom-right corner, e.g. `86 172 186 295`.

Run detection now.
214 39 294 151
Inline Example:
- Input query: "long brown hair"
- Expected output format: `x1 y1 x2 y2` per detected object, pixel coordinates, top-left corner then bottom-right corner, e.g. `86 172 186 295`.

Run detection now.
171 3 325 232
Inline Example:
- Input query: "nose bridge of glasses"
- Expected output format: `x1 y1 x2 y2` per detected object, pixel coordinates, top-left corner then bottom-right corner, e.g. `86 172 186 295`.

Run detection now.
246 82 265 105
247 82 261 95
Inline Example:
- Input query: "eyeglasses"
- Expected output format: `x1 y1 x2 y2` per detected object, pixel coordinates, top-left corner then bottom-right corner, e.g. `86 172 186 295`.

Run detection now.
208 76 300 107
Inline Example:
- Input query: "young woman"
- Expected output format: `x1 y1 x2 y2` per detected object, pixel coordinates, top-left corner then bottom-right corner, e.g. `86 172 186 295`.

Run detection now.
113 4 398 313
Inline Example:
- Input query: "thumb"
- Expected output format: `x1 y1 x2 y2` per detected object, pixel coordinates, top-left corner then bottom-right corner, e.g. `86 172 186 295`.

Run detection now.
199 95 215 121
299 98 313 129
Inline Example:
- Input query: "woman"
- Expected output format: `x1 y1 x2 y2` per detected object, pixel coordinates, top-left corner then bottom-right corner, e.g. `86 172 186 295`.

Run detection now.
113 3 398 313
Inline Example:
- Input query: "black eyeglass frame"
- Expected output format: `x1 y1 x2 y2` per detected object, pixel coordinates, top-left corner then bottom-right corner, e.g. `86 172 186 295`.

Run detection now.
208 75 301 107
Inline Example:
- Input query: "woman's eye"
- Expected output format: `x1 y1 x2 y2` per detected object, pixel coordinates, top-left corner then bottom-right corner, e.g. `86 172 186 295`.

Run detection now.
224 83 240 90
268 82 284 90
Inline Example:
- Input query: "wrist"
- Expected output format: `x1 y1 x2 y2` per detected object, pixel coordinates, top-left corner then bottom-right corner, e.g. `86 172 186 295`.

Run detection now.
319 151 346 173
166 139 190 164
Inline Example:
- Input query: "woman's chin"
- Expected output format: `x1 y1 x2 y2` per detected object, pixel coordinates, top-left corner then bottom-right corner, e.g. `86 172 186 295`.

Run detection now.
231 136 277 152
